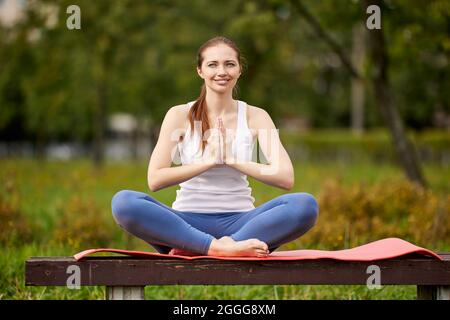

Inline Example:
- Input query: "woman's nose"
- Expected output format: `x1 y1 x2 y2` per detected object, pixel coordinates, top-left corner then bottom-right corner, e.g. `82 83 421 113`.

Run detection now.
216 65 227 75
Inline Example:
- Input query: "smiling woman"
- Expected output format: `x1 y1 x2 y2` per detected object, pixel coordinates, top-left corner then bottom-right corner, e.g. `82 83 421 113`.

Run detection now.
110 36 319 259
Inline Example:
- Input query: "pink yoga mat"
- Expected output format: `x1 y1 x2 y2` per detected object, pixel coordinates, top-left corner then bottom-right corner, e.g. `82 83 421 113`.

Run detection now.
73 237 442 262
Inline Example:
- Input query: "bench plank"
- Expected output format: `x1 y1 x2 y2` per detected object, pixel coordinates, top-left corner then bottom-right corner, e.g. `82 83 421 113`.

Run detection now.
26 253 450 286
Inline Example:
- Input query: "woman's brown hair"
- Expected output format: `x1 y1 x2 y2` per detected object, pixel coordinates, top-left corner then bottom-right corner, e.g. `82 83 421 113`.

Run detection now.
188 36 245 153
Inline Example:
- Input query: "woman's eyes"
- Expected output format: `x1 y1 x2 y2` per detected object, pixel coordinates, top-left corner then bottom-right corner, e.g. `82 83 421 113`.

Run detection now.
208 63 236 67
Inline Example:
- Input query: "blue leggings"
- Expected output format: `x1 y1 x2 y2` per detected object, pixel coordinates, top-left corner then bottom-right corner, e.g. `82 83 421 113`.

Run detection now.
111 190 319 255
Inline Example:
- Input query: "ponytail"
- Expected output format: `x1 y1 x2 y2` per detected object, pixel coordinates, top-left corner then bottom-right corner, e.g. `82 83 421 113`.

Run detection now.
188 84 209 153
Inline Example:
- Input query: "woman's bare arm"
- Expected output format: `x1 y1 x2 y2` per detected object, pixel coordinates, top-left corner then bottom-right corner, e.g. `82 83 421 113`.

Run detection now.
226 108 294 190
147 105 215 192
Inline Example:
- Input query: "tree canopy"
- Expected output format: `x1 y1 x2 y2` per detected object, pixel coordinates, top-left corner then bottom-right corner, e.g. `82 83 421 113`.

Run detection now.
0 0 448 142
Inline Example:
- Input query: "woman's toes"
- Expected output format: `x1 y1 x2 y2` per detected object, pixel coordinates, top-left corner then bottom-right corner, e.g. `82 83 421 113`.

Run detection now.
256 250 269 257
256 240 268 251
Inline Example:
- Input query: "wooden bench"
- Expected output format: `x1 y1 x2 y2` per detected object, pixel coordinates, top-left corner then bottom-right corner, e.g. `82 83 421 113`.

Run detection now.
25 253 450 300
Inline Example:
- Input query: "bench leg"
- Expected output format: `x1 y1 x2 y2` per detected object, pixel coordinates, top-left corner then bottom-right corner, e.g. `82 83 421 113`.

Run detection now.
417 285 450 300
106 286 145 300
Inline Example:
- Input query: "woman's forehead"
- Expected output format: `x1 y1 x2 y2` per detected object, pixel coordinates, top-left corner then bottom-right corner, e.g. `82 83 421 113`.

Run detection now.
202 44 238 62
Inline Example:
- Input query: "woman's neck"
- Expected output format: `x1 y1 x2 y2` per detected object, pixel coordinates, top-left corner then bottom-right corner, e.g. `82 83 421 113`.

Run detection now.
205 92 236 118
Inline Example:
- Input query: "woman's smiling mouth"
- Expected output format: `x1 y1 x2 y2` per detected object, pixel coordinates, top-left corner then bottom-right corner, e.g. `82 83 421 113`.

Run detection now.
214 79 230 85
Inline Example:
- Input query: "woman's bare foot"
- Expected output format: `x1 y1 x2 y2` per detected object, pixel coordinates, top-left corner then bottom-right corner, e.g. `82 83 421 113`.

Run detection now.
208 237 269 257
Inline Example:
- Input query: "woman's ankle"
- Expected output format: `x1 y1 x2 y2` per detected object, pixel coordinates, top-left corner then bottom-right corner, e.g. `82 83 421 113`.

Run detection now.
207 239 217 255
218 236 235 243
207 238 229 255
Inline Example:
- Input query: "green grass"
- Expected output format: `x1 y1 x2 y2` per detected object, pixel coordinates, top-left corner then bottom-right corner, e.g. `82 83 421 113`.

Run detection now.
0 157 448 300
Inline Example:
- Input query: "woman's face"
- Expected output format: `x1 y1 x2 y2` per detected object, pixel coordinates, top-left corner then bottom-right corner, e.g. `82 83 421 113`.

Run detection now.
197 44 241 94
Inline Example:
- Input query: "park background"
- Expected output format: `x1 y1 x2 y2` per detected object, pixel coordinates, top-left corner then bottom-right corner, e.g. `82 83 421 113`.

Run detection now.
0 0 448 299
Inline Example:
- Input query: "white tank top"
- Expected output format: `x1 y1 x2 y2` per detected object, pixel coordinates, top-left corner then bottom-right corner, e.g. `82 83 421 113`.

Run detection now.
171 100 256 213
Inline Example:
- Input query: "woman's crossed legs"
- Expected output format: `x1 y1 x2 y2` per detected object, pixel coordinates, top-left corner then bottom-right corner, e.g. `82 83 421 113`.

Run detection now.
111 190 319 256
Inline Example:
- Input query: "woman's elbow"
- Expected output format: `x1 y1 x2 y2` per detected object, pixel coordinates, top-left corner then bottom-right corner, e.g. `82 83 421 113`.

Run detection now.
282 178 294 190
148 169 172 192
148 180 156 192
147 173 160 192
148 182 158 192
279 174 294 190
277 175 294 191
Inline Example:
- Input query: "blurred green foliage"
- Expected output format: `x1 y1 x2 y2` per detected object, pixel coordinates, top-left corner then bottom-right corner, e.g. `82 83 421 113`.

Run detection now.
0 0 449 145
280 129 450 164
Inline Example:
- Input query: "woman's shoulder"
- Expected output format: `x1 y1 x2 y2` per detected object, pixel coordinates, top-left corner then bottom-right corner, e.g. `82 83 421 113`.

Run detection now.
246 104 267 116
165 103 190 125
169 103 191 115
246 104 271 129
165 103 192 142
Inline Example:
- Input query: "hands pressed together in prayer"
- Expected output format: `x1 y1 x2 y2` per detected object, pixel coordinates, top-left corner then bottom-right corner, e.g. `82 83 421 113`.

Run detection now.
201 117 234 166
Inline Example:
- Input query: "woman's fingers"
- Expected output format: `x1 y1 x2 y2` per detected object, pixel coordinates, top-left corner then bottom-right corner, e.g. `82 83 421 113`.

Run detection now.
219 118 226 136
215 117 226 163
217 117 229 163
203 117 228 165
204 119 222 164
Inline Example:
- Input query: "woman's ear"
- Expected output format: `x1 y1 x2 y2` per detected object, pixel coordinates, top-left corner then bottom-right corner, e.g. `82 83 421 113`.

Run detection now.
197 67 203 79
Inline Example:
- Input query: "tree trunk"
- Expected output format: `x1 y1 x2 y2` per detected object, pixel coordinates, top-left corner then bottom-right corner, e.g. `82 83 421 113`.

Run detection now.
364 0 426 187
351 23 366 134
290 0 427 187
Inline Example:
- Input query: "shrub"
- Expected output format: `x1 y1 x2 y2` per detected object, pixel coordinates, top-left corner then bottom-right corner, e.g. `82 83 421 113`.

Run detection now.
52 195 115 250
306 178 449 250
0 171 34 245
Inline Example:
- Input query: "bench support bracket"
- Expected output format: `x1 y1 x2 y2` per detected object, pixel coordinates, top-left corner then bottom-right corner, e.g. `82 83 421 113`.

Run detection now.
417 285 450 300
106 286 145 300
